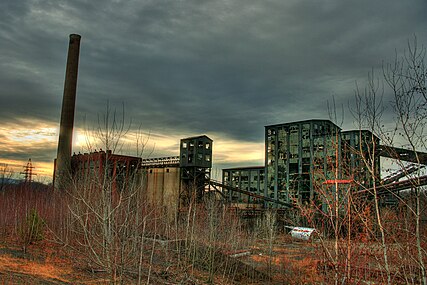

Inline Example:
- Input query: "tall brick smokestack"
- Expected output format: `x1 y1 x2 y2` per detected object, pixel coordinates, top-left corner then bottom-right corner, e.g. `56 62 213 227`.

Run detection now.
54 34 81 190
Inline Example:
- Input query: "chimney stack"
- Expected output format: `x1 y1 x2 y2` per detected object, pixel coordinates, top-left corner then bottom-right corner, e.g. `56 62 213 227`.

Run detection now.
54 34 81 190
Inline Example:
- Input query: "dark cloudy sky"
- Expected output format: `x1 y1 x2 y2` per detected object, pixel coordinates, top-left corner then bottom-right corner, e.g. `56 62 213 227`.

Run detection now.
1 0 426 181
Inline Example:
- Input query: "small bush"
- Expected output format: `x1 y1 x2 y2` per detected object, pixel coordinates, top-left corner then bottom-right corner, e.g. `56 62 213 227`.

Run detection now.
19 208 45 253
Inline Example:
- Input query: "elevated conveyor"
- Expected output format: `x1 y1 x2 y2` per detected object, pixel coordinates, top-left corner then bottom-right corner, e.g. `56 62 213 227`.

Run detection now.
208 179 293 208
357 175 427 195
378 145 427 165
210 175 427 208
381 163 425 184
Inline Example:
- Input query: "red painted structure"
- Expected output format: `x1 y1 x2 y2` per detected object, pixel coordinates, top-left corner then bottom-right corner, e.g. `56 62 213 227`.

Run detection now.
70 150 141 192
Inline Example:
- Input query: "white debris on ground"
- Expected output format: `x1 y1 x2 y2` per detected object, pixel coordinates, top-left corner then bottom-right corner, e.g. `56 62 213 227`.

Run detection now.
285 226 316 241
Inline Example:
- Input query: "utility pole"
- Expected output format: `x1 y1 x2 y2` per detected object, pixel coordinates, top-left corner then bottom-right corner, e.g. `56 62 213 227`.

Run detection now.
21 158 36 184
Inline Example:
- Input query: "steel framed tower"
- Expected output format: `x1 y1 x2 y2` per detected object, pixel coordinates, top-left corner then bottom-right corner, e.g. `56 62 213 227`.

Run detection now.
179 135 213 205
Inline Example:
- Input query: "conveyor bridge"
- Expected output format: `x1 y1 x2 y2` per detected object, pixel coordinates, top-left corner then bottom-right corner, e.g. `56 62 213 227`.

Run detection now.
208 179 293 208
210 175 427 208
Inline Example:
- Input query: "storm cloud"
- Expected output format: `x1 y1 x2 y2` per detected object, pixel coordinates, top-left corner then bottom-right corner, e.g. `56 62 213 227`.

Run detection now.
1 0 426 178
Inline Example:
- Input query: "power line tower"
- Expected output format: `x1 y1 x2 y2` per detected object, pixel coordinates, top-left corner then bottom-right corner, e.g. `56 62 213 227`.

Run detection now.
21 158 36 184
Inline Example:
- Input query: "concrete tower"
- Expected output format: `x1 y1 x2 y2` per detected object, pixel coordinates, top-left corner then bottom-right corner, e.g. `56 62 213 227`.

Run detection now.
54 34 81 190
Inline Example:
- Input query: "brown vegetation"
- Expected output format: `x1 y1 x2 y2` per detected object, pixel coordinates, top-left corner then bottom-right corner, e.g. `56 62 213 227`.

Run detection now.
0 183 314 284
1 181 425 284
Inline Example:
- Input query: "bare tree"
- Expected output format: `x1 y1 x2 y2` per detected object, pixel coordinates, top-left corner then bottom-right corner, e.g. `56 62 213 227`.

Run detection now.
383 36 427 285
343 37 427 284
353 71 392 284
60 104 155 284
0 163 14 191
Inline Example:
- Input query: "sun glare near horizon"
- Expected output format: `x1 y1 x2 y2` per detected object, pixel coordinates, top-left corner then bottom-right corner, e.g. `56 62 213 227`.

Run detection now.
1 122 265 183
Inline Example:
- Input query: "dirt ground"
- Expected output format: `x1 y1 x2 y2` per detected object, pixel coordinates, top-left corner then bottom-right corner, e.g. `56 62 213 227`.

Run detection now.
0 250 108 284
0 235 323 285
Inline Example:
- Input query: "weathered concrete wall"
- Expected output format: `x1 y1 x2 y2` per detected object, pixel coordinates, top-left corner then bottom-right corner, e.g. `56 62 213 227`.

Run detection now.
143 167 180 219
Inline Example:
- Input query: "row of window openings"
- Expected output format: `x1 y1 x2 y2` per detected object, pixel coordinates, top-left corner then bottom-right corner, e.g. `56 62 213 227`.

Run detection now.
182 153 211 163
227 169 265 174
267 181 311 190
267 124 335 135
269 156 343 169
77 161 136 170
224 172 265 180
269 144 325 152
182 141 211 150
228 176 265 182
228 194 265 203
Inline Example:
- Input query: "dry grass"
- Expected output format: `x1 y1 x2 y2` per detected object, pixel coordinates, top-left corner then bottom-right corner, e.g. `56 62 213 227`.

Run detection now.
0 185 426 284
0 254 72 282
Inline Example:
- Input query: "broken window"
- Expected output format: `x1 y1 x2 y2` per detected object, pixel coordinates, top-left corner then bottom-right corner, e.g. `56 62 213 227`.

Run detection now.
267 128 276 136
198 141 204 148
289 163 298 174
302 146 310 157
224 172 230 183
205 154 211 162
302 164 310 174
182 142 187 148
279 151 286 160
197 153 203 160
205 142 210 149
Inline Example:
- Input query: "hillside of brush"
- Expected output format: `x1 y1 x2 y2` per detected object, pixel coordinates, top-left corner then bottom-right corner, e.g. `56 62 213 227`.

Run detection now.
0 184 323 284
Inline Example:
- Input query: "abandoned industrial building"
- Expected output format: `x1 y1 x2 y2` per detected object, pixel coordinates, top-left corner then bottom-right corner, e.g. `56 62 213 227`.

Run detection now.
223 120 382 207
53 34 427 214
56 135 213 216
